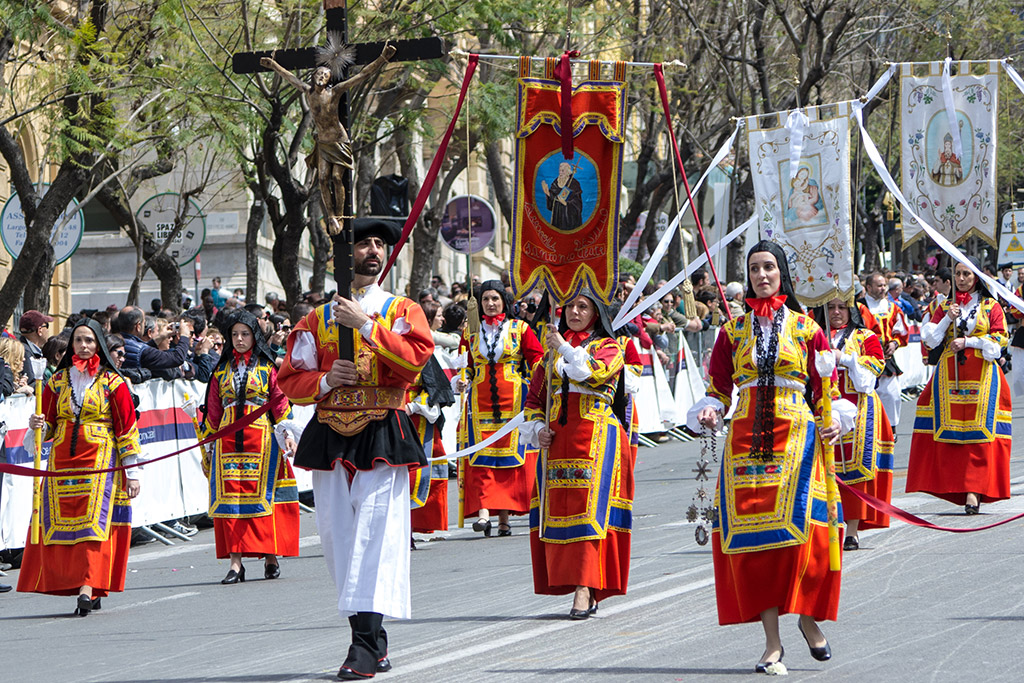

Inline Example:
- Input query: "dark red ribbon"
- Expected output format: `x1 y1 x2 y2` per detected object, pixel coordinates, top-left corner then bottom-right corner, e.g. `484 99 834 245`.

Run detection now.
553 50 580 159
380 54 479 282
838 481 1024 533
652 63 731 321
0 402 271 478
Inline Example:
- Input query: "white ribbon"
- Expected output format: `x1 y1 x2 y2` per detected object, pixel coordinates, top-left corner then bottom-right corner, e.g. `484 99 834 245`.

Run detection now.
852 67 1024 314
941 57 965 161
427 411 526 463
614 215 754 329
786 109 809 183
1003 61 1024 98
615 125 739 330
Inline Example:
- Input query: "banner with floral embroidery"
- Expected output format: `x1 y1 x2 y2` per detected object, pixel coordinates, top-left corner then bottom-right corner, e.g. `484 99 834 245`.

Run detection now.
746 102 853 308
900 61 998 247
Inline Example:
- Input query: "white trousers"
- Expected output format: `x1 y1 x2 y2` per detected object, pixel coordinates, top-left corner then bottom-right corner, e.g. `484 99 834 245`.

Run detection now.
877 374 902 428
312 463 412 619
1012 348 1024 398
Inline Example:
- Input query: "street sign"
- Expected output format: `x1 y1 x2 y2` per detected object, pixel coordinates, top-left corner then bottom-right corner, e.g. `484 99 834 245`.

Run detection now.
997 210 1024 266
0 189 84 264
439 195 496 254
136 192 206 266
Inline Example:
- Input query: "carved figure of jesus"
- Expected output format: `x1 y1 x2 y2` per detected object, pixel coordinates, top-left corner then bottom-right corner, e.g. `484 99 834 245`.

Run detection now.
260 44 396 235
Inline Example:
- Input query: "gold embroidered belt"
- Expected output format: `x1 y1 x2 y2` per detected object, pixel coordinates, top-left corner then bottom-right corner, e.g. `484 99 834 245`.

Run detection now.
317 386 407 437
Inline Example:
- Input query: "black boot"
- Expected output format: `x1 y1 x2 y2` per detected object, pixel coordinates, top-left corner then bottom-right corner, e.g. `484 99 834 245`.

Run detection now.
337 612 389 679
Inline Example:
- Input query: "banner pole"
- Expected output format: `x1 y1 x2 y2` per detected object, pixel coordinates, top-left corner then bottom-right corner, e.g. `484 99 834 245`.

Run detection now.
30 377 43 545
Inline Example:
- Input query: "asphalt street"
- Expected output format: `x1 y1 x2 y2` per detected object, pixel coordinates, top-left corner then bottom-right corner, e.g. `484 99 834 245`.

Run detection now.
5 397 1024 683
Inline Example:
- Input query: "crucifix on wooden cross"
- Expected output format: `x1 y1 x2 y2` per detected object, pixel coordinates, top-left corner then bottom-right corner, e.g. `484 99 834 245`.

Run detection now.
232 0 445 359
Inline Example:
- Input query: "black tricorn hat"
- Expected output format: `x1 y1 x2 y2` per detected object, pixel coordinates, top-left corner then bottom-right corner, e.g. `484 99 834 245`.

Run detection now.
352 217 402 245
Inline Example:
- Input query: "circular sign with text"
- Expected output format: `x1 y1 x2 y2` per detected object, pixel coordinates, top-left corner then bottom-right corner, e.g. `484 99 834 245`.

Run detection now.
0 189 84 264
439 195 496 254
136 192 207 266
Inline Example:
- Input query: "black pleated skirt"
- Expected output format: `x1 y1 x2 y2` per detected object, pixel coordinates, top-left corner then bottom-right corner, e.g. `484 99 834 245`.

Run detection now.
294 409 427 472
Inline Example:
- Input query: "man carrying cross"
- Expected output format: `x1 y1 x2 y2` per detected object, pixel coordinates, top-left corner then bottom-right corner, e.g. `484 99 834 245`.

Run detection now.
260 44 396 236
278 218 434 680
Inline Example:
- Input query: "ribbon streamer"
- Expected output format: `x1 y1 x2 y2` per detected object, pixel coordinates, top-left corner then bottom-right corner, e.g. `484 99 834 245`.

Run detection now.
614 215 754 328
0 403 271 478
380 54 479 282
839 482 1024 533
612 124 739 330
941 58 965 161
652 63 731 319
427 411 526 463
553 50 581 159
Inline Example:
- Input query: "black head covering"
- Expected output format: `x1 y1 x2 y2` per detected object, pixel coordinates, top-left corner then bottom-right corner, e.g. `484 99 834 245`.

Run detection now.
810 298 866 353
557 290 616 340
476 280 513 317
56 318 120 377
958 255 993 299
554 290 627 427
57 318 121 462
744 240 803 314
215 309 277 371
352 217 402 245
810 298 865 332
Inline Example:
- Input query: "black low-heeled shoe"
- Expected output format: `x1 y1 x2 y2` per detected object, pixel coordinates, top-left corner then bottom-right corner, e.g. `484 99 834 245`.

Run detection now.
965 504 980 515
472 519 492 537
264 563 280 580
568 607 590 620
221 565 246 584
497 523 512 537
843 536 859 551
75 594 93 617
798 620 832 661
90 597 102 611
754 645 784 673
337 665 374 680
377 657 392 672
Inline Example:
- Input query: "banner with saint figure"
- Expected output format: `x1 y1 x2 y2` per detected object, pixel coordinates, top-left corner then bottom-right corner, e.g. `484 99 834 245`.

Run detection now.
899 61 999 247
746 102 853 307
510 59 627 305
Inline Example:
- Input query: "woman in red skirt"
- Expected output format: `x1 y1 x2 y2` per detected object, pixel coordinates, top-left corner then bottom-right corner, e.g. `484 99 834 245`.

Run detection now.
20 319 142 616
814 297 893 550
456 281 543 537
524 292 632 619
202 310 298 583
690 241 851 672
908 259 1011 514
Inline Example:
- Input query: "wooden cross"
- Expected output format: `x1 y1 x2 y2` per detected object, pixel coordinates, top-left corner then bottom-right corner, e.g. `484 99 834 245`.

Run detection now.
232 0 445 359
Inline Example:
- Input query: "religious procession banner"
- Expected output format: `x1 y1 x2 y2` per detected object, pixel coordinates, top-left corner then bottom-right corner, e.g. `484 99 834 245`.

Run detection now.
899 61 999 247
746 102 854 307
511 59 627 305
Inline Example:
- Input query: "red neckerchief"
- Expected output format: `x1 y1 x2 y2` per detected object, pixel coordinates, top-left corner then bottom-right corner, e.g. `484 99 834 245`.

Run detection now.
482 313 506 326
564 329 591 347
233 349 253 366
955 290 973 306
71 353 100 376
745 295 787 318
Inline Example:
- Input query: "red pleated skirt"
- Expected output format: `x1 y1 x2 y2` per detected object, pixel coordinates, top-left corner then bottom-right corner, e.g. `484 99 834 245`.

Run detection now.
530 528 630 602
907 351 1012 505
214 502 300 558
712 523 842 624
411 478 449 533
462 453 536 516
18 525 132 598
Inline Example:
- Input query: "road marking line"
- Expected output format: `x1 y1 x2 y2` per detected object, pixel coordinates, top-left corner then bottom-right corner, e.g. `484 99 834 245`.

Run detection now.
390 574 715 678
105 591 201 612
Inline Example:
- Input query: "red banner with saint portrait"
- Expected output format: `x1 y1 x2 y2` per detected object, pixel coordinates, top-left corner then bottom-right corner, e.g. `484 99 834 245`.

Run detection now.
511 58 627 305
